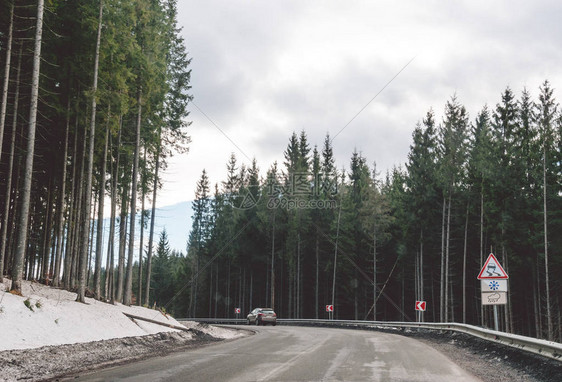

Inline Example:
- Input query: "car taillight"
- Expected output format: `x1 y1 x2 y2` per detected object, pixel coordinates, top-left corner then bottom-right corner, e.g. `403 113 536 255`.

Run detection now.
258 313 263 316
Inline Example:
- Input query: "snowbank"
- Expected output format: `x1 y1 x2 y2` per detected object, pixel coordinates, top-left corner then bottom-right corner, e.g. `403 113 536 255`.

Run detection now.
0 278 189 351
181 320 242 340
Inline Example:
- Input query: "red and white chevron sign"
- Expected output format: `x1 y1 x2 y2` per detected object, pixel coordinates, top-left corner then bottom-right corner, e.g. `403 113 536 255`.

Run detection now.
415 301 426 311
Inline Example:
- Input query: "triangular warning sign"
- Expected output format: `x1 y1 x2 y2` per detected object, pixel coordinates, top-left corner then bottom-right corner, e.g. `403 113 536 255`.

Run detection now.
477 253 509 279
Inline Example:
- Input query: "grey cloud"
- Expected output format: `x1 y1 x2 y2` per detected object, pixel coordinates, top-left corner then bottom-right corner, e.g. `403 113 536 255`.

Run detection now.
177 0 562 188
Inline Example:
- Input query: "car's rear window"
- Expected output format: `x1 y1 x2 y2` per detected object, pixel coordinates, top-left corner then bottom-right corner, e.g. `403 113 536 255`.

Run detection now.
261 309 275 314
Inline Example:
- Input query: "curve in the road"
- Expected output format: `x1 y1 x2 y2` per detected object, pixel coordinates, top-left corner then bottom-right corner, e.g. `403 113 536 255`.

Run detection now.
73 325 481 381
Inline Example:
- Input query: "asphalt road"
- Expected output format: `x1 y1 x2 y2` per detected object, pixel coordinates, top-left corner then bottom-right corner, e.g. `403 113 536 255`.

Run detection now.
72 326 481 381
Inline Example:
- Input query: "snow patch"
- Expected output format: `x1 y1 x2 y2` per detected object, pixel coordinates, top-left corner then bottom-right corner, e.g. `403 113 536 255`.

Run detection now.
181 320 243 340
0 278 241 351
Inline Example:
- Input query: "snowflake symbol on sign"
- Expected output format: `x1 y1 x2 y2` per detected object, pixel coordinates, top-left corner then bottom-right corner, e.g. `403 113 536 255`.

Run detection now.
489 280 500 291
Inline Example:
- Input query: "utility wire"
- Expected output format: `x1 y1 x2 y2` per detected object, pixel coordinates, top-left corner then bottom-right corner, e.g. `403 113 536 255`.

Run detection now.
192 101 252 162
332 55 417 142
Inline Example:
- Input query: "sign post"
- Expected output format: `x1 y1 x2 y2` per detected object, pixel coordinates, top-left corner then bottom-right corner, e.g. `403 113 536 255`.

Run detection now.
326 305 334 320
478 253 509 331
415 301 426 322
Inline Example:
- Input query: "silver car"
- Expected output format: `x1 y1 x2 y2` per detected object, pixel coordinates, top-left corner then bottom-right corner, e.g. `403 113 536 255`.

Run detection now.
247 308 277 326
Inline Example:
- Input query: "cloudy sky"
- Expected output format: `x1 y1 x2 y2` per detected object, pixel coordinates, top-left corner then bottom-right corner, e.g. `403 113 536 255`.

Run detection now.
159 0 562 208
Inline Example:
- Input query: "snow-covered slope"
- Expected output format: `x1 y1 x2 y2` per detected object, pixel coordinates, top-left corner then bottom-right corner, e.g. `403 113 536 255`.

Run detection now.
0 278 210 351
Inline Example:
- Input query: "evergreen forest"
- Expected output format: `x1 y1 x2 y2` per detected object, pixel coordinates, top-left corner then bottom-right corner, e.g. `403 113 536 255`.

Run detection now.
173 84 562 343
0 0 191 306
1 0 562 344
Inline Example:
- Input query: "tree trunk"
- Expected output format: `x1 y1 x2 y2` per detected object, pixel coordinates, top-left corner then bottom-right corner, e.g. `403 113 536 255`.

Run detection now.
94 117 109 299
463 202 469 323
241 267 245 315
502 244 513 333
104 168 114 301
401 266 405 321
331 190 343 320
193 247 199 316
419 229 424 322
144 131 160 306
40 179 54 282
439 197 446 322
105 115 122 302
249 270 253 314
226 259 231 318
414 250 421 322
77 0 103 303
10 0 44 294
124 90 142 306
0 43 21 277
480 181 484 327
373 223 378 321
297 233 301 318
270 211 276 311
116 173 129 302
0 2 14 163
53 98 70 287
4 151 21 276
209 261 214 316
450 278 455 322
444 192 452 322
315 231 319 319
63 112 80 289
543 145 553 340
214 264 219 317
238 267 242 317
87 195 98 286
71 122 87 290
137 149 146 306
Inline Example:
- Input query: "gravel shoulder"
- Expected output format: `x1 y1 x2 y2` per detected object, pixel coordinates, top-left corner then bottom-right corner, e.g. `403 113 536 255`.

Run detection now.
400 328 562 382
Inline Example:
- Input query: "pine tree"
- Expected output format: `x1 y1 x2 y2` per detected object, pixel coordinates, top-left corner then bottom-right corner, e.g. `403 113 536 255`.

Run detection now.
151 228 172 307
10 0 45 295
342 150 372 319
536 80 558 340
188 169 211 317
406 109 439 322
437 95 469 321
467 106 494 325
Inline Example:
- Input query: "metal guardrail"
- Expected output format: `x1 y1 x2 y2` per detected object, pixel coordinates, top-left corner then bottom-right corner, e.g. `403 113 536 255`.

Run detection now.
177 318 562 361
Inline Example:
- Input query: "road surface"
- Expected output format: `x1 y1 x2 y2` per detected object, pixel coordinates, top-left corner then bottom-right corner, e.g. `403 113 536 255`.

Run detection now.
72 325 481 381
